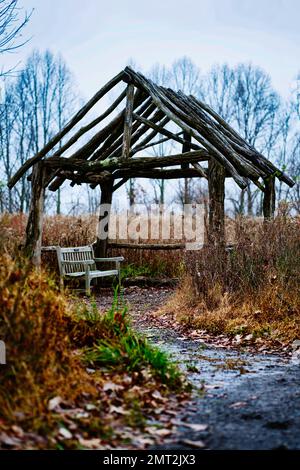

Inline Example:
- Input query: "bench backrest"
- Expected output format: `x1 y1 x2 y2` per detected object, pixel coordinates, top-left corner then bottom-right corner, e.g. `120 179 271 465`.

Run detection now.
57 245 96 275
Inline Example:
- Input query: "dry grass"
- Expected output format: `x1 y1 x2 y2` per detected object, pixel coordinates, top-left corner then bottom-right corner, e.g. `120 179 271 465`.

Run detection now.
0 213 185 278
0 254 185 447
160 217 300 345
0 254 95 428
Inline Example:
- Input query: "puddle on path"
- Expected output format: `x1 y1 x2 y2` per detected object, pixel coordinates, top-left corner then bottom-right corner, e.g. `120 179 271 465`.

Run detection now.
139 326 292 393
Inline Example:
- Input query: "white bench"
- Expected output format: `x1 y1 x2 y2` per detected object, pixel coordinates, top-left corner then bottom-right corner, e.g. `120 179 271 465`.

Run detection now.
56 245 124 295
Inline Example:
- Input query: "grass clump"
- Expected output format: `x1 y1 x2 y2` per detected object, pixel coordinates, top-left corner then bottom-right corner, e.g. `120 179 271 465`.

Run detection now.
162 217 300 346
84 291 183 389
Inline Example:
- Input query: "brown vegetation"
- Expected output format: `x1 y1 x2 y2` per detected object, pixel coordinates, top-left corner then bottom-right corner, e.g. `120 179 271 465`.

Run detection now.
160 217 300 345
0 254 185 449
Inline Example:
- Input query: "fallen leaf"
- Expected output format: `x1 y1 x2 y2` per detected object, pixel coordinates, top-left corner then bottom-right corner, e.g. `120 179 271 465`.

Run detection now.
109 405 128 415
85 404 97 411
79 437 102 449
145 427 173 437
181 439 205 448
229 401 247 409
183 423 208 432
48 396 62 411
103 382 124 392
0 433 20 447
11 425 24 437
58 427 72 440
152 390 164 401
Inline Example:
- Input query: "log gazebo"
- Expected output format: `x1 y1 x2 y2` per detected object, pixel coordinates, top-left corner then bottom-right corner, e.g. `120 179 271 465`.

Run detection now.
8 67 295 266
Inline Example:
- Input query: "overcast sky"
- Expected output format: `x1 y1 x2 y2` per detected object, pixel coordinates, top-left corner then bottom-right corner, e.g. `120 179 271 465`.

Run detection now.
7 0 300 101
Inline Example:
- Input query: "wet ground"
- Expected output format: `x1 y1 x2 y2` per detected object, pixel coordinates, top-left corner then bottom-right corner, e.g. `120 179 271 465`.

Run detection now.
97 286 300 450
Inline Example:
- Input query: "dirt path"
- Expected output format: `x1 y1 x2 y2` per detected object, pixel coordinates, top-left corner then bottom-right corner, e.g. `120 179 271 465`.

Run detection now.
97 286 300 450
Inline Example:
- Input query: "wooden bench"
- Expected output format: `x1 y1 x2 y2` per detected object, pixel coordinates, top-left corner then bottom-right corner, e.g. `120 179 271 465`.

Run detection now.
56 245 124 295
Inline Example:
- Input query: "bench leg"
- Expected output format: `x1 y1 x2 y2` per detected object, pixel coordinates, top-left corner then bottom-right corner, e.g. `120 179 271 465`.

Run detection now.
116 261 121 291
85 268 91 296
60 276 64 292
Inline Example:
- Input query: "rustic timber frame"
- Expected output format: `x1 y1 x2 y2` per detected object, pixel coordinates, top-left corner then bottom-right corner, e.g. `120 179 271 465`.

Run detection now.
8 67 295 266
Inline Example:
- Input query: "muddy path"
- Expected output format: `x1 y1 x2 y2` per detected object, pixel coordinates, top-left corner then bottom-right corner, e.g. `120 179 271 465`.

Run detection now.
96 286 300 450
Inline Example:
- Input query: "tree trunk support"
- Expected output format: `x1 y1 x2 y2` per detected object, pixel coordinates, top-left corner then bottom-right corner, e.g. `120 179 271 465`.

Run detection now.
208 159 226 247
94 178 114 258
263 175 276 220
24 162 46 267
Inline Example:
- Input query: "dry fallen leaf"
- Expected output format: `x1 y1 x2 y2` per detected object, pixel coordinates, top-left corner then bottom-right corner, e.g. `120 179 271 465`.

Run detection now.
0 433 20 447
103 382 124 392
11 425 24 437
48 396 62 411
58 427 72 440
181 438 205 448
79 437 103 449
182 423 208 432
145 427 173 437
152 390 164 401
109 405 128 415
229 401 247 409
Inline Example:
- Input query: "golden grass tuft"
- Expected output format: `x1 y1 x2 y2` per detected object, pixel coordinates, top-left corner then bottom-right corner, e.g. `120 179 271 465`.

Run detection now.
0 254 95 427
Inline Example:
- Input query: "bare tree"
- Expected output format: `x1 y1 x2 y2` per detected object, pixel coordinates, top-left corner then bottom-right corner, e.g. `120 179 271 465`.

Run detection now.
199 63 236 123
0 0 31 74
0 49 78 213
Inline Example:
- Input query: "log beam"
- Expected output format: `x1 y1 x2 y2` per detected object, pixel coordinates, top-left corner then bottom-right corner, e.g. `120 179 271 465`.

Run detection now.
121 84 135 159
45 150 210 178
208 159 226 247
23 162 46 267
94 178 114 258
263 175 276 220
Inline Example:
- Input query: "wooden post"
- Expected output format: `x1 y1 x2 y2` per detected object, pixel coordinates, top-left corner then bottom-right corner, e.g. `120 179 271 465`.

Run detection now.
94 178 114 258
208 159 226 247
263 176 276 220
121 83 135 160
24 162 46 267
182 131 191 205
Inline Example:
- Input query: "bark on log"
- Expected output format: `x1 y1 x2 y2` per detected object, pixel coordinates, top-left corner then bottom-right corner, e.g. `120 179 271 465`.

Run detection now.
131 131 184 154
45 150 210 176
105 105 162 161
208 159 226 247
94 178 114 258
263 176 276 220
121 84 135 159
90 94 152 162
59 168 210 186
133 113 201 151
23 162 46 266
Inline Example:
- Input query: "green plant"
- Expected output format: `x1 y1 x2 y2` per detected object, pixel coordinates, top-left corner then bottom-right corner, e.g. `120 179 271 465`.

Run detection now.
84 290 183 389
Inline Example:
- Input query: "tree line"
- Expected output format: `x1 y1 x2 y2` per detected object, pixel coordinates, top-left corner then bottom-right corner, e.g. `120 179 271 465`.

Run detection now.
0 51 299 215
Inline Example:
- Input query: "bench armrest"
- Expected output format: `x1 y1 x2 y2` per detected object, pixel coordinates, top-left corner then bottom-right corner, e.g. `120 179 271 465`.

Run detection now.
61 260 94 265
94 257 124 262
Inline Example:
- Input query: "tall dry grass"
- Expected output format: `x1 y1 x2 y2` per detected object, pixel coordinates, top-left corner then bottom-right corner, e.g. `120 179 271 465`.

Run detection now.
0 213 185 277
164 216 300 344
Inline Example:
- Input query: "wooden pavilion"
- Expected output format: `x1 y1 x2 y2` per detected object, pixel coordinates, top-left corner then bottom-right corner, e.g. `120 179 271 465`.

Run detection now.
8 67 295 266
